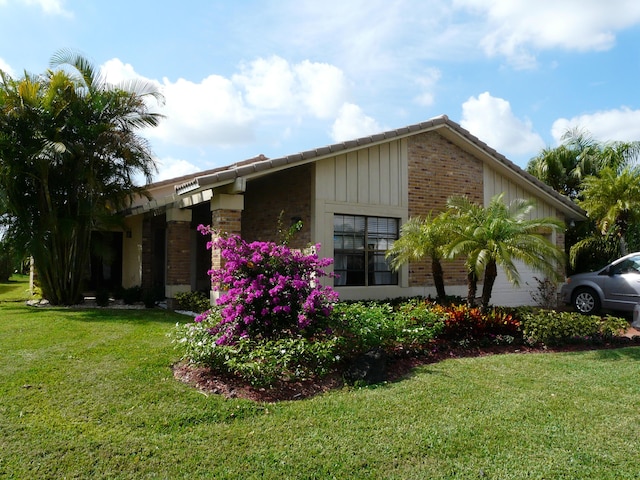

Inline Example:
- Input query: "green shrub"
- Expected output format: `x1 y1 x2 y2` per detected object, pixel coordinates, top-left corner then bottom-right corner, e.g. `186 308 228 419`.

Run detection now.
143 289 157 309
122 285 143 305
393 299 445 348
95 288 110 307
172 299 630 389
433 304 522 344
331 302 398 352
170 309 342 387
113 285 125 300
175 291 210 313
521 310 628 346
221 336 342 387
330 300 446 355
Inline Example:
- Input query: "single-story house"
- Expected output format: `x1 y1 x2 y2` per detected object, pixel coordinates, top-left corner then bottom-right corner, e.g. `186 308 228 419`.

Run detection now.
110 115 585 308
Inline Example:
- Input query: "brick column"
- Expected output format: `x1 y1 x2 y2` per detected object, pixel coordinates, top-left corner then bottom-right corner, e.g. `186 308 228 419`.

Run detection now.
165 207 192 309
209 194 244 302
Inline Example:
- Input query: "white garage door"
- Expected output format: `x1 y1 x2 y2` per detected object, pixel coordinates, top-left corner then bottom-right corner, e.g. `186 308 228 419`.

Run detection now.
488 261 556 307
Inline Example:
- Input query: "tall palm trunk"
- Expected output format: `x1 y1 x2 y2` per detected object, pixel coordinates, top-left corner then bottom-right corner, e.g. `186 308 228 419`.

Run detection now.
432 257 446 299
481 259 498 313
466 270 477 307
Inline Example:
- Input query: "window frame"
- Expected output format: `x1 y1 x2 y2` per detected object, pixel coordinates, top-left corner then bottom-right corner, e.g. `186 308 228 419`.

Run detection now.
333 214 399 287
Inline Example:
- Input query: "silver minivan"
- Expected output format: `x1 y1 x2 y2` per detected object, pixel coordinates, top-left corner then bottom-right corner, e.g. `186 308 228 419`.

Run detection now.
560 252 640 315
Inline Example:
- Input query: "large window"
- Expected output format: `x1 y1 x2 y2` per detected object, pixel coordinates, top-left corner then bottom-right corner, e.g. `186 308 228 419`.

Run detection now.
333 214 399 286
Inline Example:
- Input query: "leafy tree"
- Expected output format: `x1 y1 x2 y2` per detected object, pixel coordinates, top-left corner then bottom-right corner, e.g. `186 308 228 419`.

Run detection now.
528 128 640 272
577 166 640 256
0 234 17 282
386 213 450 299
526 128 602 200
445 194 565 311
0 51 163 304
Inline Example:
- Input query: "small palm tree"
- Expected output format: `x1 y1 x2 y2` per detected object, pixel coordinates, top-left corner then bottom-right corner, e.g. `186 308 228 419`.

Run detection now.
445 193 565 311
386 213 450 299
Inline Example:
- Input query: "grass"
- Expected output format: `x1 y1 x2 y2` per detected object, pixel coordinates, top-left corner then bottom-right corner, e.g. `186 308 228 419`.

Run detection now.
1 279 640 478
0 274 34 302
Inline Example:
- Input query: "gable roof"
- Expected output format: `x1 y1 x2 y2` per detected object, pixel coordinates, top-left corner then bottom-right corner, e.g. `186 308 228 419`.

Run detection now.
132 115 586 221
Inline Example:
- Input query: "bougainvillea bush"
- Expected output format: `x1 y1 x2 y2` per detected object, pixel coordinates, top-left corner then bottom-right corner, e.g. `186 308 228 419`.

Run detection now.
196 225 339 345
170 227 342 386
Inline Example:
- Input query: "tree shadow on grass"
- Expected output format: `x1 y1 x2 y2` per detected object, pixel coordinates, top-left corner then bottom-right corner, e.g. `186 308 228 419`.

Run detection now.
2 301 188 326
64 307 189 326
592 343 640 361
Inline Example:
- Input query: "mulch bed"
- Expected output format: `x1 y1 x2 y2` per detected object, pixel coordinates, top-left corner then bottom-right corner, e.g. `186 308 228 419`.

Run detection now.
173 327 640 403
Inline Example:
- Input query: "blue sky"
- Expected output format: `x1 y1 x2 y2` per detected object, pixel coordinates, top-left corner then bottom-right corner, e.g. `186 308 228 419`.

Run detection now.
2 0 640 183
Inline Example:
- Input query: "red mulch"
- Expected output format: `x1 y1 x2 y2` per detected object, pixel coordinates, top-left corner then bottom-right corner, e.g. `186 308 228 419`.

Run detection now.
173 327 640 403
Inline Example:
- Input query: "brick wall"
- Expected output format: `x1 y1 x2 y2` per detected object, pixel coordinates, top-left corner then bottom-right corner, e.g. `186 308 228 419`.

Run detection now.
210 208 242 272
407 131 484 287
241 164 312 249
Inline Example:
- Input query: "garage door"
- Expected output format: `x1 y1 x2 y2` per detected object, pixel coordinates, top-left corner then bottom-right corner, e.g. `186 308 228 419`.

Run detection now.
488 261 556 307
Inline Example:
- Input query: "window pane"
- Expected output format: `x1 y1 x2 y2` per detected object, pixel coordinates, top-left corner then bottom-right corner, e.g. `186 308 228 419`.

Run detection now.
334 214 398 287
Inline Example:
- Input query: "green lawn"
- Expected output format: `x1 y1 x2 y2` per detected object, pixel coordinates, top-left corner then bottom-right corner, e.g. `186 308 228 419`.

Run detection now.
0 274 33 302
1 289 640 478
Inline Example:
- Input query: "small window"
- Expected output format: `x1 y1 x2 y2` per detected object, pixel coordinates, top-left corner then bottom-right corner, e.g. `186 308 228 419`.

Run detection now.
333 214 399 286
612 256 640 275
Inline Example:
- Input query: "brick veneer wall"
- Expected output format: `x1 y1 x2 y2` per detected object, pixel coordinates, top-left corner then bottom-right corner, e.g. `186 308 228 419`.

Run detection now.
210 208 242 272
407 131 484 287
241 164 312 249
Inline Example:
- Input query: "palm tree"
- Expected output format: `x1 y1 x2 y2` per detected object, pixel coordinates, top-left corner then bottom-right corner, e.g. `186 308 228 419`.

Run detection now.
0 50 163 304
386 213 450 299
526 128 601 200
445 194 565 311
577 166 640 256
527 128 640 273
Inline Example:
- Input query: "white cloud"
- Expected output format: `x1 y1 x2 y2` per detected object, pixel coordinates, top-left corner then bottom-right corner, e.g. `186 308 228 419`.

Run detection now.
99 55 353 151
461 92 544 157
330 103 384 142
153 157 201 183
413 68 442 107
4 0 73 16
453 0 640 68
295 60 348 118
0 57 14 77
552 107 640 144
233 56 296 111
100 58 254 147
232 56 348 118
155 75 255 147
100 58 140 84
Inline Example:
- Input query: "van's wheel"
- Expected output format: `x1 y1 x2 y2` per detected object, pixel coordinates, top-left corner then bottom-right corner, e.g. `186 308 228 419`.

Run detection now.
572 288 601 315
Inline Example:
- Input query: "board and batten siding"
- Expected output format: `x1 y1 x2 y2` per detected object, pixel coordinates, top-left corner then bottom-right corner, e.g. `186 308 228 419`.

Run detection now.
313 139 410 300
483 167 556 220
483 166 565 307
316 141 405 207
